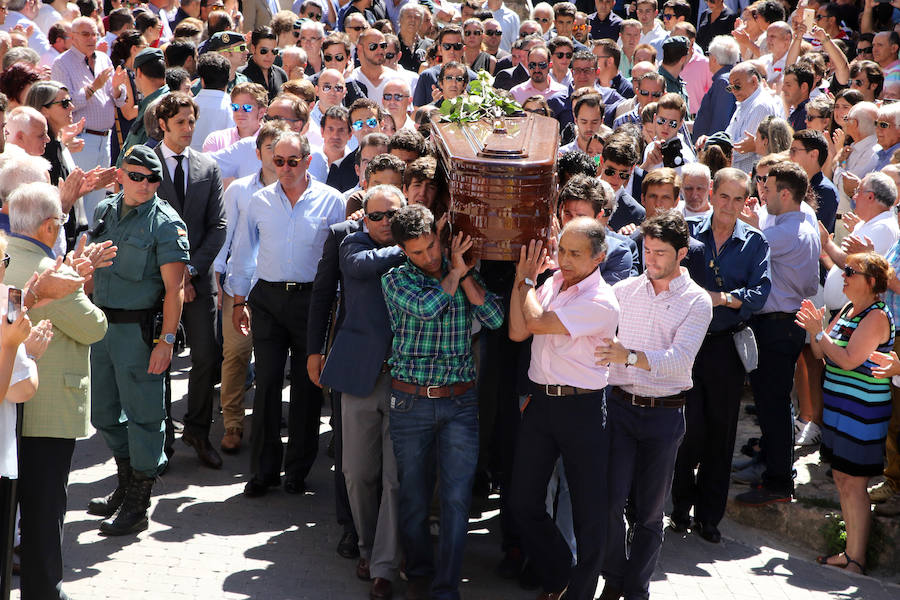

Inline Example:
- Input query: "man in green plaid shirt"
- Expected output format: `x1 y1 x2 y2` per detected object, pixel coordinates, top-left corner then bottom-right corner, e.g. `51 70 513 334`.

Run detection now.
380 205 503 600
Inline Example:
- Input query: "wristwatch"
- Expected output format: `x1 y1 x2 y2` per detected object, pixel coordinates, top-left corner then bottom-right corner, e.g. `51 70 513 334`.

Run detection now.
815 331 825 343
161 333 176 345
520 277 536 289
186 264 198 278
725 292 734 306
626 350 638 366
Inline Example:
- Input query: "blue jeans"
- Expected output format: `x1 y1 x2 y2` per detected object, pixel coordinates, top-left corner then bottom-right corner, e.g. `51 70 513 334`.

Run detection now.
389 385 479 600
72 131 111 226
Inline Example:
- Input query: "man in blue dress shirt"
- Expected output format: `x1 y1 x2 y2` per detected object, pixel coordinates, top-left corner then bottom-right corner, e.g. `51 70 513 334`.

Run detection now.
227 130 347 497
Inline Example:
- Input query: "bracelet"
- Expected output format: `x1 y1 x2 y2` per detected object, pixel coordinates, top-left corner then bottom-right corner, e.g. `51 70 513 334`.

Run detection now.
26 286 38 304
26 354 36 361
233 301 248 307
460 269 473 282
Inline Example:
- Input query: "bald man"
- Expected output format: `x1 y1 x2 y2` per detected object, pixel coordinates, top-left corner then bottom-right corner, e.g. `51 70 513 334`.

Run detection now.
5 106 50 157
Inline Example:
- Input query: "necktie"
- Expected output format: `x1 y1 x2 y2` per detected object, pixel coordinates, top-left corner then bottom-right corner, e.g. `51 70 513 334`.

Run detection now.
174 155 185 207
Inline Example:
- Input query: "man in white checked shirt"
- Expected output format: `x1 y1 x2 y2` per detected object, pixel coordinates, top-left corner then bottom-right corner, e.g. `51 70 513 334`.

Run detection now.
595 210 712 600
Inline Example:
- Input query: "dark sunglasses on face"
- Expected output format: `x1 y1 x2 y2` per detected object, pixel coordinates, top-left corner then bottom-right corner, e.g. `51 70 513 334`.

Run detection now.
485 29 503 36
851 78 866 87
601 207 612 217
220 44 247 53
273 156 303 167
257 46 280 55
755 174 767 183
662 13 675 19
535 17 550 22
858 47 873 54
323 53 345 62
526 107 548 116
264 114 300 123
383 93 407 101
385 51 396 59
351 117 379 130
1 254 8 268
639 89 663 98
366 209 397 221
304 11 321 20
45 97 73 108
232 103 254 112
126 170 161 183
603 167 630 181
528 61 549 70
443 75 466 82
843 265 866 277
725 82 742 93
346 25 366 31
321 83 344 93
554 51 573 59
805 113 823 121
464 30 482 36
656 117 679 128
368 41 388 51
441 42 464 51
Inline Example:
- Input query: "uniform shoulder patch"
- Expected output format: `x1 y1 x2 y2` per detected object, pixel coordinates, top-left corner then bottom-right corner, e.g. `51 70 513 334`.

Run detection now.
176 228 187 237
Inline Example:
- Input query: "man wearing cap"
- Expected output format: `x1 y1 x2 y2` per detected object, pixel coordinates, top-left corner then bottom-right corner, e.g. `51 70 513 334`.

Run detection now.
659 36 691 112
204 31 251 94
118 48 168 165
89 144 190 536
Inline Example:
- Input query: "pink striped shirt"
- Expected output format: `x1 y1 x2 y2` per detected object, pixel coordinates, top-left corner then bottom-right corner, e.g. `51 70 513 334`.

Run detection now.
608 269 712 398
528 268 620 390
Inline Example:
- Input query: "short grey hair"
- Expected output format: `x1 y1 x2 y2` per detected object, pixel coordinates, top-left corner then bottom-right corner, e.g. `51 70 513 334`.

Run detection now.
598 178 617 216
281 45 305 62
273 130 311 158
71 16 98 33
300 20 325 37
561 216 607 259
5 106 45 140
861 172 898 208
878 101 900 129
399 3 423 20
0 154 51 203
681 162 711 183
6 0 27 13
2 46 39 70
708 36 740 67
850 101 879 138
362 184 407 212
8 182 61 235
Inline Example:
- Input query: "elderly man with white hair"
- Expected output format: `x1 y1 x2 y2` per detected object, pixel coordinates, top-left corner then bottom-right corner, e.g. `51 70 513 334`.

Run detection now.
681 163 712 218
726 61 783 173
833 102 880 221
281 45 307 81
382 78 414 132
298 19 325 75
873 102 900 172
692 35 739 142
5 106 50 158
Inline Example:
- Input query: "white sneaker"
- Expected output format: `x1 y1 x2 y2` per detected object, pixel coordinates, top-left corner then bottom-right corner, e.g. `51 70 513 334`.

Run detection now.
793 417 805 435
795 420 822 446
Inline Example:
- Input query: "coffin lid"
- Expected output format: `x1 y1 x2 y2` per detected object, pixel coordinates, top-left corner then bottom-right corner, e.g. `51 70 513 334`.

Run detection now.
431 113 559 167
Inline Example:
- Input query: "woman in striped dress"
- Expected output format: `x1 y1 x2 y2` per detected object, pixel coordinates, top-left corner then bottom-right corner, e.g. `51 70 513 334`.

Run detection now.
795 252 895 574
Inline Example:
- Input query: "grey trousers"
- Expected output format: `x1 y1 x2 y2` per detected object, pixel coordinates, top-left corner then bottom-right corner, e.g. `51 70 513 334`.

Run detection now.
342 372 401 580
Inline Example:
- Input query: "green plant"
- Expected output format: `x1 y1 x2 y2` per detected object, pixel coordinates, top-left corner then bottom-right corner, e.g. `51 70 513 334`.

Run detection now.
819 512 887 570
438 70 522 124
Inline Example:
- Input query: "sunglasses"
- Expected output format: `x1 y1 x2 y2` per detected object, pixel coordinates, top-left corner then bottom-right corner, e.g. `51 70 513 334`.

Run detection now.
1 254 8 268
573 24 588 31
603 166 630 181
300 36 322 43
851 78 867 87
601 207 612 217
351 117 379 130
554 51 573 59
656 117 679 128
264 114 300 123
526 107 548 116
126 170 162 183
257 46 280 55
876 120 893 129
366 209 397 221
528 61 549 70
805 113 824 121
273 156 304 167
367 41 388 51
441 42 464 51
464 30 483 36
385 51 396 59
535 17 550 23
45 97 73 108
323 53 345 62
485 29 503 36
303 11 321 20
755 174 767 183
858 47 873 54
843 265 866 278
639 89 663 98
321 83 344 93
231 103 254 112
346 25 366 31
443 74 466 82
662 13 675 19
382 93 407 101
221 44 248 53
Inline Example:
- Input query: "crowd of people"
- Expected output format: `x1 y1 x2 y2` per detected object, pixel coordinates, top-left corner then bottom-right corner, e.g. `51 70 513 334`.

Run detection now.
0 0 899 598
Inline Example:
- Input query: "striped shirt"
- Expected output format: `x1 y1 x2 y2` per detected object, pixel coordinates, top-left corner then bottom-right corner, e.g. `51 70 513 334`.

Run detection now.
726 86 783 173
51 47 125 131
608 269 712 398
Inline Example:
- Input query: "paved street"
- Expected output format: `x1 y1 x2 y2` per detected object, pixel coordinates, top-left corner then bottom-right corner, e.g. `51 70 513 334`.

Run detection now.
11 353 900 600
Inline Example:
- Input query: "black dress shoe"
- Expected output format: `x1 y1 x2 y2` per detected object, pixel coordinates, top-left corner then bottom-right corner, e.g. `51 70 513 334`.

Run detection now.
357 558 372 580
182 432 223 469
284 477 305 494
692 520 721 544
370 577 393 599
598 582 623 600
243 475 281 497
495 547 524 579
337 530 360 559
668 511 691 533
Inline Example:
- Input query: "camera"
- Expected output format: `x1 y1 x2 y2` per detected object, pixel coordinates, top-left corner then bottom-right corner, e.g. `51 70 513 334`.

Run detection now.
660 137 684 169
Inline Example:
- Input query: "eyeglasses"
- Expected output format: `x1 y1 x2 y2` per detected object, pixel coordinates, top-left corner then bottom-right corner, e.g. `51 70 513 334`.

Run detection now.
367 41 388 51
73 30 98 37
528 61 549 70
1 254 9 268
858 47 873 54
662 13 675 19
554 51 573 59
263 115 301 123
876 120 893 129
441 42 464 51
572 67 595 75
639 89 663 98
323 53 345 62
725 82 742 93
385 52 396 59
443 74 466 82
303 11 322 20
321 83 344 93
788 146 807 155
464 30 483 36
485 29 503 36
273 156 304 167
220 44 248 53
843 265 866 278
805 113 824 121
366 209 397 221
126 170 162 183
351 117 379 130
300 36 323 43
603 166 630 181
45 97 73 108
257 46 280 55
382 93 408 101
656 117 679 128
573 24 588 32
535 17 550 23
231 103 254 112
346 25 366 31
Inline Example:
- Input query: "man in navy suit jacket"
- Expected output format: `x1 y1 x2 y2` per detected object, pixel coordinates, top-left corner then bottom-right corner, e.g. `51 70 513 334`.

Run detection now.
319 185 407 600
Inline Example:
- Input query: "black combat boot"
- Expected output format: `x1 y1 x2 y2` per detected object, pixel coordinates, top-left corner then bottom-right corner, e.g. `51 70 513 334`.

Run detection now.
87 456 131 517
99 470 154 536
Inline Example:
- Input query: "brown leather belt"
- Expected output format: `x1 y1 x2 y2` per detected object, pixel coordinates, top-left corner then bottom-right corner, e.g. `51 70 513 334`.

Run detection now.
391 379 474 399
611 386 685 408
84 129 108 137
539 384 601 397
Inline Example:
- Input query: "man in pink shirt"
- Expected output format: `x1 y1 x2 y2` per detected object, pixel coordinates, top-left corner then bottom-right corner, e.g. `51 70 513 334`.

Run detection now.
672 23 711 117
508 217 620 600
510 45 568 104
595 210 712 600
202 82 267 151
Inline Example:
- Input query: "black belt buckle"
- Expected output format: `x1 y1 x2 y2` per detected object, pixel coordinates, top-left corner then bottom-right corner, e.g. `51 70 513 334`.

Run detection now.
284 282 298 291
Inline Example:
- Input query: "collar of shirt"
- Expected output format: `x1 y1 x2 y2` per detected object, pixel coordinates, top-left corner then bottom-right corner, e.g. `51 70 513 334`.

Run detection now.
405 256 449 281
161 142 190 175
865 209 895 229
8 233 53 258
877 141 900 161
641 267 691 297
771 208 805 228
693 213 753 244
548 265 604 298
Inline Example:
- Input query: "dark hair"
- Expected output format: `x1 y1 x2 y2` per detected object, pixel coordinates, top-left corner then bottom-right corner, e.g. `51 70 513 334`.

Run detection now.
349 97 380 120
757 0 785 24
573 92 603 119
404 155 436 186
553 2 576 19
134 10 160 36
358 131 390 157
388 129 426 155
206 10 234 36
547 36 574 54
558 151 596 184
602 133 639 167
559 173 606 217
165 67 190 92
768 160 808 205
320 104 350 130
48 23 68 45
322 32 351 55
699 144 730 177
0 92 8 113
108 7 134 33
255 119 289 149
156 91 199 122
135 50 166 79
164 40 196 69
793 129 829 168
390 203 436 245
251 26 277 46
662 38 689 65
664 0 691 19
110 29 143 67
571 49 597 69
197 52 231 90
784 63 814 96
76 0 97 16
641 209 689 251
0 63 40 103
850 60 885 99
592 39 621 68
434 25 463 47
365 153 406 182
438 61 468 84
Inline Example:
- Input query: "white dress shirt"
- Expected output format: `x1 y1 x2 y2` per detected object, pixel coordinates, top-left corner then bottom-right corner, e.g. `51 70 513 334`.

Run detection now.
833 134 880 215
191 89 235 152
160 143 190 198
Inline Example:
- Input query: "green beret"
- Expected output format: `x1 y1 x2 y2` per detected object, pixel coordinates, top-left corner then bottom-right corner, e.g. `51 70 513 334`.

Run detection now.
121 145 163 179
207 31 246 53
133 47 164 70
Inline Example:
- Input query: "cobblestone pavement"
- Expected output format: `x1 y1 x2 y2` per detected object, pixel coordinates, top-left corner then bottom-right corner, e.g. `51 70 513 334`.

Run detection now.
11 355 900 600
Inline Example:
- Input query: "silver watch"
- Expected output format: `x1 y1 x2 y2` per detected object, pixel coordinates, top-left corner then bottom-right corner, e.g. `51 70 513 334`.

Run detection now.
161 333 176 345
626 350 638 366
815 331 825 343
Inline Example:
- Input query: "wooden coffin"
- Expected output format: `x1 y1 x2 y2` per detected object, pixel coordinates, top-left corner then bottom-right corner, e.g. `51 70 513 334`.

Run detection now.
431 113 559 261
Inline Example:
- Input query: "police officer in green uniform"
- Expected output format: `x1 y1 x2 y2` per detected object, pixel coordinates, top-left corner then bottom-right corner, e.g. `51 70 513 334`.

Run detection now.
89 145 190 536
117 48 169 166
190 31 250 96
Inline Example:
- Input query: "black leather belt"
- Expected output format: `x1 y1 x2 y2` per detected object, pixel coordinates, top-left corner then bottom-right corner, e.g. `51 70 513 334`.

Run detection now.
706 322 748 337
257 280 312 292
754 311 797 321
99 306 153 324
611 386 685 408
539 384 601 397
84 129 108 137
